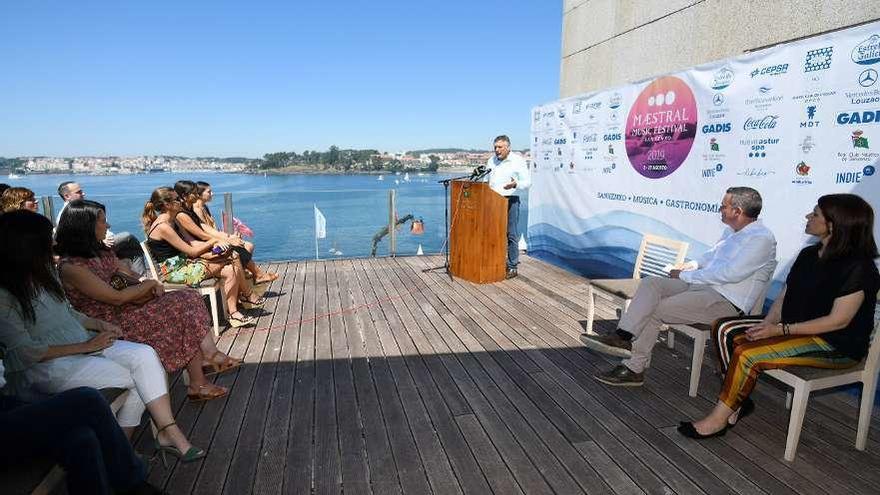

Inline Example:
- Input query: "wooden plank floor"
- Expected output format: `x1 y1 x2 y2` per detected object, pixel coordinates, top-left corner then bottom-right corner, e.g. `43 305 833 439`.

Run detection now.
142 255 880 495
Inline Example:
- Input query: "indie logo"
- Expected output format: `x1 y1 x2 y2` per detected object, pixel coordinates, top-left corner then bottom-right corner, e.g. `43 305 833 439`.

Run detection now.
625 76 697 179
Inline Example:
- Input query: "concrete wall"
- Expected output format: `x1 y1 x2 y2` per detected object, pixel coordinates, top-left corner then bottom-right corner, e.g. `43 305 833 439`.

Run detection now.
560 0 880 97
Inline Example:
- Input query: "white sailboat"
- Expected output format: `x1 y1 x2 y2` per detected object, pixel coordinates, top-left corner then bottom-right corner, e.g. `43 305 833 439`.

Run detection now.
416 244 424 256
403 172 410 182
377 175 384 181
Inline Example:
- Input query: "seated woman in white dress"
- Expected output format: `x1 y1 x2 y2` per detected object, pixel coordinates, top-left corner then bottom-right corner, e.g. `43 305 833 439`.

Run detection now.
0 210 205 464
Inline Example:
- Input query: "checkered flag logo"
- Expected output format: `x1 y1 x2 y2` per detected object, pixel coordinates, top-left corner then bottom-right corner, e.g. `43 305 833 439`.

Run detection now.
804 46 833 72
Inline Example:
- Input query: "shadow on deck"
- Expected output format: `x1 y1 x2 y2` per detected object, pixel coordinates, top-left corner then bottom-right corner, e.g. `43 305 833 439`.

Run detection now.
140 255 880 495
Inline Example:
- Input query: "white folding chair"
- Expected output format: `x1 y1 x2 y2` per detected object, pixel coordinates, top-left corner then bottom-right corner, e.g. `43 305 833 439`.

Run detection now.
140 241 227 337
664 259 777 397
765 303 880 461
585 233 689 334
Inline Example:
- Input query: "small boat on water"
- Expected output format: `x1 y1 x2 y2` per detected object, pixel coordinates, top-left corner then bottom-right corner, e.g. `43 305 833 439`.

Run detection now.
7 173 22 179
403 172 410 182
377 175 384 181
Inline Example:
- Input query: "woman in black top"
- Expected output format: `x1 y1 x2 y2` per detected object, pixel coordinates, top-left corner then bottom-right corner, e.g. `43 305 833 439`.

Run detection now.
173 180 278 284
679 193 880 439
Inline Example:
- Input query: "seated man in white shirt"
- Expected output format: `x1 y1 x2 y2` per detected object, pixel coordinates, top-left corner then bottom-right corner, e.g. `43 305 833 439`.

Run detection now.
581 186 777 386
56 182 146 275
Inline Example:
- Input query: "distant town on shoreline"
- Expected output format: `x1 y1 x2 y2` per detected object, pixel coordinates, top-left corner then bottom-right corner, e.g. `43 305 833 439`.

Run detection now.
0 146 532 176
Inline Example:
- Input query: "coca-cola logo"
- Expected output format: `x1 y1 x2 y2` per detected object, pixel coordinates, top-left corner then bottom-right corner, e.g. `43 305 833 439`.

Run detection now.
743 115 779 130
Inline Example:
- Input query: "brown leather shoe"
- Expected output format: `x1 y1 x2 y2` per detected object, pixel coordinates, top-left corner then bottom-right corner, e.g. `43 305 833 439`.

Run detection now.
579 333 633 358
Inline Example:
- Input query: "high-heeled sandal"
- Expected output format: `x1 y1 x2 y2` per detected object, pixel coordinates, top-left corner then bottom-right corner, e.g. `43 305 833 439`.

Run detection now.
151 421 206 468
186 383 228 402
202 351 243 376
228 313 256 328
238 295 266 309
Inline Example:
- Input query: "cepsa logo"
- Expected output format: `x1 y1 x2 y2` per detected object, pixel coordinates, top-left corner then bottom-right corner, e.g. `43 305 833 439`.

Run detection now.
750 64 789 78
836 110 880 125
702 122 732 133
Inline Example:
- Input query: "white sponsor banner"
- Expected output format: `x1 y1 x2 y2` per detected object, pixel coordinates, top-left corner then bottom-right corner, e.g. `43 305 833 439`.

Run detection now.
529 21 880 294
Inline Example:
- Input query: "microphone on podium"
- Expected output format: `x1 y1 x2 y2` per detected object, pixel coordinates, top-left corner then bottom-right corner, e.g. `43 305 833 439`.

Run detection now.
470 165 488 180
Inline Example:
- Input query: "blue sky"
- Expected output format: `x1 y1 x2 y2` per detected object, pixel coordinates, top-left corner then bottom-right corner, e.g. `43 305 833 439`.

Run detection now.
0 2 561 158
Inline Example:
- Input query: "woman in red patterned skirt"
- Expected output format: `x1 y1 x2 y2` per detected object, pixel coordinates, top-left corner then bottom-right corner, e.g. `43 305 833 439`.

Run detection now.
55 200 240 401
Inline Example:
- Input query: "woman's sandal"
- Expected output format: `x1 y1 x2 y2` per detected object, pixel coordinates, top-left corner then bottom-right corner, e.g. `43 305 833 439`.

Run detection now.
238 295 266 309
202 351 243 376
228 313 256 328
187 383 228 402
152 421 206 467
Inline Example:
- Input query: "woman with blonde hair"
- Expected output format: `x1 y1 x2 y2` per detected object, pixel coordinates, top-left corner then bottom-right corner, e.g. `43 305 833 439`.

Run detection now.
0 186 39 213
141 187 261 327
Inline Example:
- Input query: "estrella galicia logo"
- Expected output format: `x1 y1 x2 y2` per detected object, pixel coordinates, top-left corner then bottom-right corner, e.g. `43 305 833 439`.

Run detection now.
804 47 833 72
852 34 880 65
860 69 878 87
711 66 734 90
750 63 788 78
836 110 880 125
702 122 731 133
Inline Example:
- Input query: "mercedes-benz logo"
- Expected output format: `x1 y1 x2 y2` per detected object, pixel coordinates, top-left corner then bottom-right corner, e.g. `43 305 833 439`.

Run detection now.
859 69 878 87
713 93 724 106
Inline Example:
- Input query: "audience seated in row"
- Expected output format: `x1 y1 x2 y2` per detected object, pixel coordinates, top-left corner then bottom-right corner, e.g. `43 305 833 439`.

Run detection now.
0 211 205 465
142 186 265 328
55 199 237 401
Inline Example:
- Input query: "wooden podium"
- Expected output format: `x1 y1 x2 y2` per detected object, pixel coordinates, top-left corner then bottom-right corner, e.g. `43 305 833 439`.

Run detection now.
449 180 507 283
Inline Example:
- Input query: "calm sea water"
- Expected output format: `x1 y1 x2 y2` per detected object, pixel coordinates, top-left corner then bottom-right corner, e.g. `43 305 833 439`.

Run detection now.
13 172 529 262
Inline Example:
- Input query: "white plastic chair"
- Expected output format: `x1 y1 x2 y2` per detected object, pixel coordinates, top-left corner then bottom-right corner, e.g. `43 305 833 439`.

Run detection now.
585 233 689 334
665 260 777 397
765 303 880 461
140 241 227 337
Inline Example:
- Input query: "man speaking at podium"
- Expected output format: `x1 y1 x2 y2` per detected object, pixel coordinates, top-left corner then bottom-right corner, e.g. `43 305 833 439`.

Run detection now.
485 135 531 279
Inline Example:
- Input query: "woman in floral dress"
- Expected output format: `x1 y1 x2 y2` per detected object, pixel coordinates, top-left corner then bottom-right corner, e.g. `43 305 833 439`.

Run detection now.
55 200 239 401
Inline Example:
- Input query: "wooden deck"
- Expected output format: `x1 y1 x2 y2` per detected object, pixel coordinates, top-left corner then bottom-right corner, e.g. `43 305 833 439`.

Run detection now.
141 255 880 495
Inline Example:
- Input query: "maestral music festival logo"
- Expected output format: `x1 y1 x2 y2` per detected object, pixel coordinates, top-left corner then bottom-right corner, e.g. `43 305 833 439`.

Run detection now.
625 76 698 179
